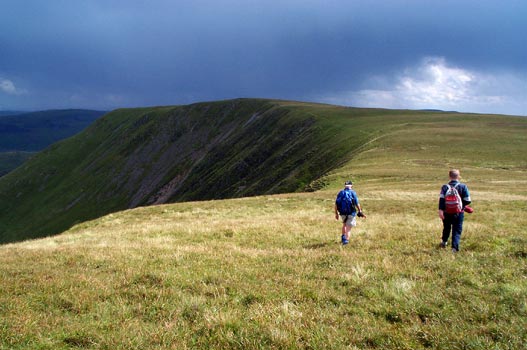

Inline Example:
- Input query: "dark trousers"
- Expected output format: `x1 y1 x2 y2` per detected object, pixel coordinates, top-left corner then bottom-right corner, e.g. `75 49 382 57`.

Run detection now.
442 213 464 251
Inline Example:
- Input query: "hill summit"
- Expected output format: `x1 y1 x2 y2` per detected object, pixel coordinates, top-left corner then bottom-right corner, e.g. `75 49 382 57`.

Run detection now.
0 99 372 243
1 98 525 244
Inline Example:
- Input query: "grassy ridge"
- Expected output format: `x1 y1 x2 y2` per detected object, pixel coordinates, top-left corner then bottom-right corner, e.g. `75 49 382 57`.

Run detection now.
0 109 526 349
0 151 34 177
0 109 105 176
3 98 500 244
1 99 335 242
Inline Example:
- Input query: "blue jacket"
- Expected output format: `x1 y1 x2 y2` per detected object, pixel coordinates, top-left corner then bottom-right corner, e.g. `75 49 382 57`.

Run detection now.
438 180 471 211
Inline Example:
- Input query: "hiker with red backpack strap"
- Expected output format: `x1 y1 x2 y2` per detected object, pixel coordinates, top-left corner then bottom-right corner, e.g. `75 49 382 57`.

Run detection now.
438 169 472 252
335 180 366 245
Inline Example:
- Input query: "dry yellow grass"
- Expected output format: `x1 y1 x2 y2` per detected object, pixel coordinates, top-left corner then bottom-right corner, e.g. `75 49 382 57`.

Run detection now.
1 182 526 348
1 114 526 349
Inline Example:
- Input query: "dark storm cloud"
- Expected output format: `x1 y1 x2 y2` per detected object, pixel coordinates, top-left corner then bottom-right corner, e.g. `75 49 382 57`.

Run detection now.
1 0 526 114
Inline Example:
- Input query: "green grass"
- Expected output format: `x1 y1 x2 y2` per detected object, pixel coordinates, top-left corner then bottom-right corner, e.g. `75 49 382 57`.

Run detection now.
0 151 34 177
0 109 105 177
4 99 526 244
1 185 525 349
1 108 526 349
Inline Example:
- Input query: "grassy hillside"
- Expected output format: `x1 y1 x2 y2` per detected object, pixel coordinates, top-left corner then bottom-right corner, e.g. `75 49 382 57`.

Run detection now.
0 151 33 177
0 109 106 152
0 109 105 176
0 98 454 243
0 109 525 349
5 98 526 244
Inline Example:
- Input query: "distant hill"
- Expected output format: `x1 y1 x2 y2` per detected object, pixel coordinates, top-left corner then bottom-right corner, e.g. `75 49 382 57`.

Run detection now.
0 98 525 244
0 111 24 117
0 109 106 176
0 109 106 151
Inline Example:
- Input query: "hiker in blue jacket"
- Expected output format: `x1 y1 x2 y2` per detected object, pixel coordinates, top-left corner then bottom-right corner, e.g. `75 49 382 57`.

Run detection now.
335 180 365 245
438 169 472 252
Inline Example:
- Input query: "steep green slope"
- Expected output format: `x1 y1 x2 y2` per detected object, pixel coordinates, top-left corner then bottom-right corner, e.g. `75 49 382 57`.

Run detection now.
0 115 525 349
1 98 525 244
0 99 360 242
0 151 33 176
0 109 106 176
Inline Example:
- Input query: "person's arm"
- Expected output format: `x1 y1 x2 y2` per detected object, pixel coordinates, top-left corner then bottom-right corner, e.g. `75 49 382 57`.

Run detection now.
462 184 471 207
334 204 339 220
354 193 366 217
438 185 446 220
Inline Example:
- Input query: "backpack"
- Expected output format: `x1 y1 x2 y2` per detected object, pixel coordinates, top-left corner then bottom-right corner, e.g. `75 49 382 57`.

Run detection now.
336 190 355 215
444 183 463 214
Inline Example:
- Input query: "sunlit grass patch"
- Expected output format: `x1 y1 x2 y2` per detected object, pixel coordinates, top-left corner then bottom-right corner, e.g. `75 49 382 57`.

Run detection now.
2 183 526 349
2 112 527 349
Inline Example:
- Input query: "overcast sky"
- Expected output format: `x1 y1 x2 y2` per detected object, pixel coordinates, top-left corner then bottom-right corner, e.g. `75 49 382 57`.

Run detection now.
1 0 526 115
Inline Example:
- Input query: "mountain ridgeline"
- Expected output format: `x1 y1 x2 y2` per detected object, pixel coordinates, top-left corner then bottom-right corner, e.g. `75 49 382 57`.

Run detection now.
0 99 377 243
0 109 106 176
2 98 526 244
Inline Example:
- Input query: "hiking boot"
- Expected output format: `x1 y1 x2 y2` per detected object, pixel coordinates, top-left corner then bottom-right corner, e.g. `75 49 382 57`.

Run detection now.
341 235 349 245
440 241 447 248
451 248 458 253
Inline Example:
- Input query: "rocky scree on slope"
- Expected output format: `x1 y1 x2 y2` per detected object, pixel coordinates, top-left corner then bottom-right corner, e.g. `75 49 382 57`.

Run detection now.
0 99 344 243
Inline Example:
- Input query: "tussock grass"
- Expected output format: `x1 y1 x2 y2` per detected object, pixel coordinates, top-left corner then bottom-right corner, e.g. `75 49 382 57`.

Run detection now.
1 181 525 349
1 112 526 349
